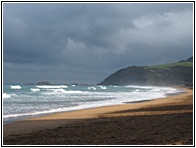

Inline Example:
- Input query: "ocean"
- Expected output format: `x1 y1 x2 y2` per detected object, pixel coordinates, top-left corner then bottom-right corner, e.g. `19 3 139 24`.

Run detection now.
3 84 184 124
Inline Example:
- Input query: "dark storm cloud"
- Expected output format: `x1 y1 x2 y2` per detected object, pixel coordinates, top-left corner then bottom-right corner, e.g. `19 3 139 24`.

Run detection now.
3 2 193 84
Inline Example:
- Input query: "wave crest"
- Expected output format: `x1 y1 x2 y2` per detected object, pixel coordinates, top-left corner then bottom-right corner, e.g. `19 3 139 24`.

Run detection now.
36 85 68 89
99 86 107 89
3 93 11 99
10 85 22 89
30 88 40 92
88 87 96 90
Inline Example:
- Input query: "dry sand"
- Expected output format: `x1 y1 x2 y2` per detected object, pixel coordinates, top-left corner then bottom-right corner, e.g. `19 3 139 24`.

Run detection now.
3 87 193 145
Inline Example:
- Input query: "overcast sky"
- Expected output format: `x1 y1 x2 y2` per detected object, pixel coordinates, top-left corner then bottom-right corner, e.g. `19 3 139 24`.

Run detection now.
3 2 193 84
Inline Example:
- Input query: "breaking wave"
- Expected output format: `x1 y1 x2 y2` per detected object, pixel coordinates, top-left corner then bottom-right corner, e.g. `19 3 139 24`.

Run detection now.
10 85 22 89
99 86 107 89
3 93 11 99
30 88 40 92
36 85 68 89
3 84 184 124
88 87 96 90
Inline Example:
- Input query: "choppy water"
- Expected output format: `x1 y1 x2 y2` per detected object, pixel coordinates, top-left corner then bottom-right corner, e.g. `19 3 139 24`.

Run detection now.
3 84 183 124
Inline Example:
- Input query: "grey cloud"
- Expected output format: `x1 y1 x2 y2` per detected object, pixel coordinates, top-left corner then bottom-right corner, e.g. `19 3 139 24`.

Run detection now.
3 2 193 84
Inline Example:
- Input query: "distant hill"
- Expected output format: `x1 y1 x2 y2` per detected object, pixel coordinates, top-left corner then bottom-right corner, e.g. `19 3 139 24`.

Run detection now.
98 57 193 86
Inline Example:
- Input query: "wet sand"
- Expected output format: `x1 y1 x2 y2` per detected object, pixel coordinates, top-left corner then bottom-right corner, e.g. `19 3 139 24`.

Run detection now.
3 87 193 145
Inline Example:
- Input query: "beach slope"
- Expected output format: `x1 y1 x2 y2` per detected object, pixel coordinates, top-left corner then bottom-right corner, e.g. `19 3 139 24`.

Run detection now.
3 87 193 145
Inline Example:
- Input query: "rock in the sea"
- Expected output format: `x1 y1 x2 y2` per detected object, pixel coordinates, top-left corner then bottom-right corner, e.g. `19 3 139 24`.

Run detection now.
36 81 51 85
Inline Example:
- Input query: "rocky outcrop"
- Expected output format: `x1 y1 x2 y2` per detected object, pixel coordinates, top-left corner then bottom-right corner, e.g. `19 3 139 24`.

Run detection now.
98 57 193 86
36 81 51 85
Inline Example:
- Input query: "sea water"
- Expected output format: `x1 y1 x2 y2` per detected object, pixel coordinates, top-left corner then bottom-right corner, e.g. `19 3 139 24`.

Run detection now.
3 84 184 124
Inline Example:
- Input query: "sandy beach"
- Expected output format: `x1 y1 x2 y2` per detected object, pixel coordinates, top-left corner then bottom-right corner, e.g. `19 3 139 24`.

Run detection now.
3 87 193 145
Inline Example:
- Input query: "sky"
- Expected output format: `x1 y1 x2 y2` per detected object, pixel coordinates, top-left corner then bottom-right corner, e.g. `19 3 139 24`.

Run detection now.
3 2 193 84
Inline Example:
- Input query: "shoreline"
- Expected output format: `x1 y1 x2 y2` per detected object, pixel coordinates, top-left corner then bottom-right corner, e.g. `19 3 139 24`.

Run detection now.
27 87 191 120
3 86 185 125
3 86 193 145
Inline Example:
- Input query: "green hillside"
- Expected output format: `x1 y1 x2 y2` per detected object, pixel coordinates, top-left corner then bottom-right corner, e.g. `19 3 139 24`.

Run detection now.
148 62 192 69
98 57 193 86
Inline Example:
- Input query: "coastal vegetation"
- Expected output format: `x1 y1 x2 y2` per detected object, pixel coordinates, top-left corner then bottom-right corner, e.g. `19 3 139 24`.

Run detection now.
148 62 192 69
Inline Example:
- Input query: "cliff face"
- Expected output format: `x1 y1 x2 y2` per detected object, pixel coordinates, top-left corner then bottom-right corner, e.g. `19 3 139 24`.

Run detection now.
98 57 193 86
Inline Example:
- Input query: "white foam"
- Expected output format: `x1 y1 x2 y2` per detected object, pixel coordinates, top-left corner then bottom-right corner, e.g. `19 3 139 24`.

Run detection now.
125 85 159 89
10 85 22 89
88 87 96 90
99 86 107 89
36 85 68 89
3 100 122 119
3 93 11 99
166 88 182 94
43 88 84 94
63 90 84 94
151 88 161 92
53 89 83 94
30 88 40 92
3 109 60 118
3 85 183 123
53 88 67 93
3 105 86 119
